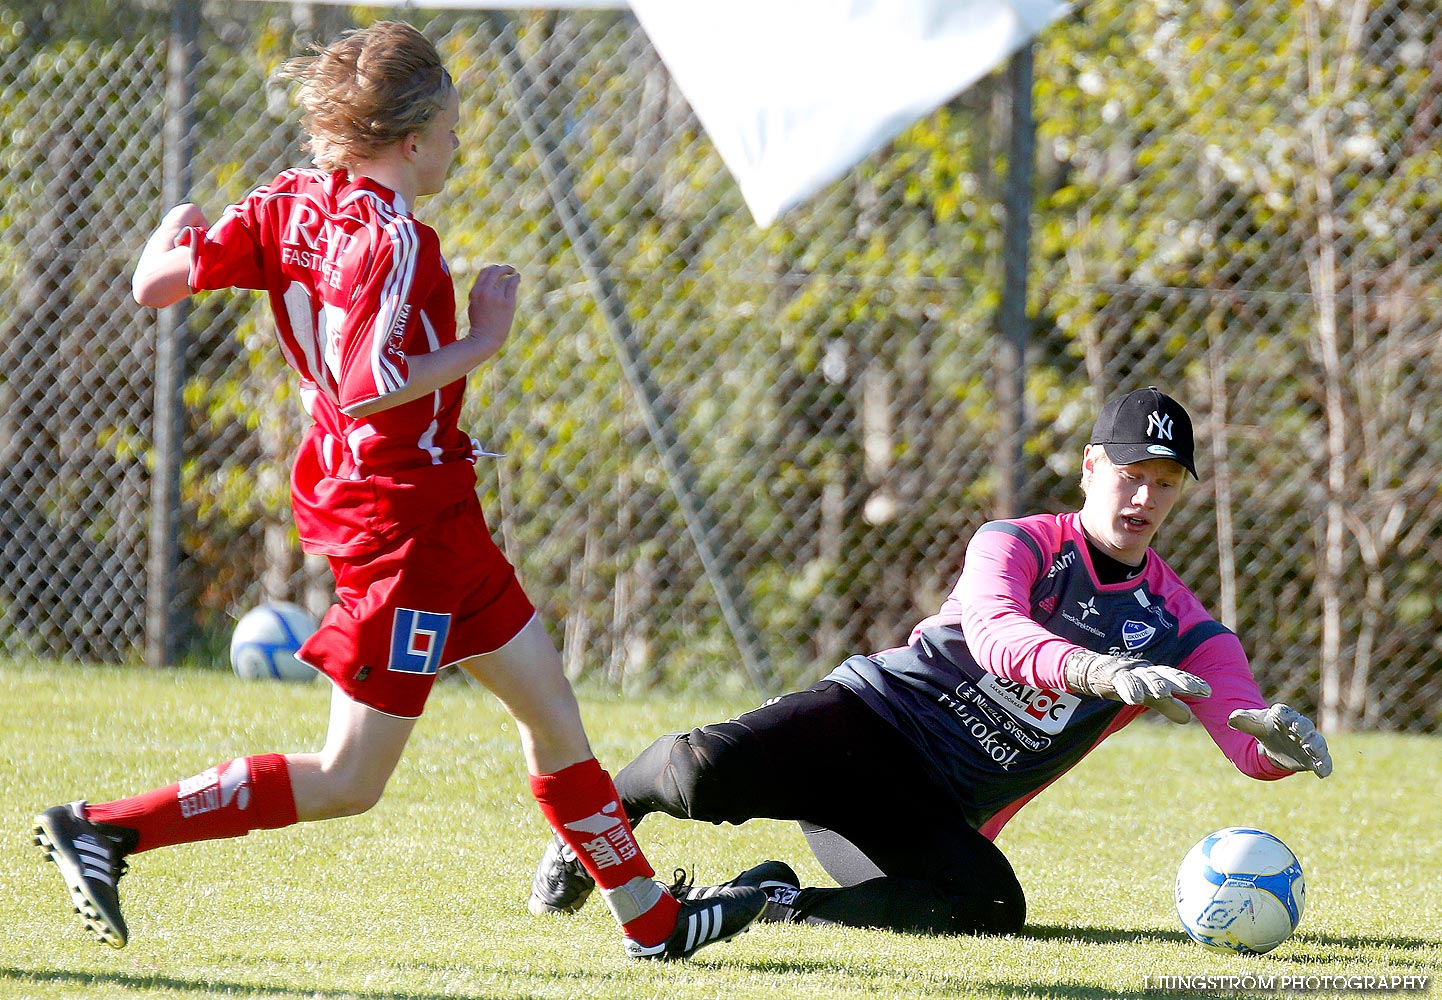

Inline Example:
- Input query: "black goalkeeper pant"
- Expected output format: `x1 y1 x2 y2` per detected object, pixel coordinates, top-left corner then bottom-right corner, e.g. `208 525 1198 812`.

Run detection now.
614 679 1026 935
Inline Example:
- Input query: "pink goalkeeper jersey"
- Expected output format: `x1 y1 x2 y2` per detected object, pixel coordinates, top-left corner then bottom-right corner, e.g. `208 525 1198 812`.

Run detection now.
829 511 1291 838
185 169 480 557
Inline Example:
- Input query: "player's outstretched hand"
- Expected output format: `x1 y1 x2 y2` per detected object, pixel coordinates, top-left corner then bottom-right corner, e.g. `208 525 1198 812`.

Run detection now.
1228 704 1333 778
1064 650 1211 725
465 263 521 359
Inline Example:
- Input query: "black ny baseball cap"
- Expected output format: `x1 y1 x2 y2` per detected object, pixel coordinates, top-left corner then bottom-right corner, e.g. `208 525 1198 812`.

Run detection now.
1090 386 1197 479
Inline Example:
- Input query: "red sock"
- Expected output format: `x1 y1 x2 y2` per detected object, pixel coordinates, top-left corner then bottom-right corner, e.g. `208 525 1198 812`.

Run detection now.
85 754 298 854
530 758 678 946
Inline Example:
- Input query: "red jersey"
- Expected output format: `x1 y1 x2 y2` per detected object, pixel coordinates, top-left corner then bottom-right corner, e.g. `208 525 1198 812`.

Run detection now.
185 169 479 557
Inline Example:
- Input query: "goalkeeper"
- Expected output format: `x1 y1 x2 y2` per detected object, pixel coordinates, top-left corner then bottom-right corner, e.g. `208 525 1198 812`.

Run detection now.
527 387 1332 935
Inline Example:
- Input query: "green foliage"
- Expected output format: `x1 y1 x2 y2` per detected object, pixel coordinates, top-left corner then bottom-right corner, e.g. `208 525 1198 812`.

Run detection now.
4 4 1441 728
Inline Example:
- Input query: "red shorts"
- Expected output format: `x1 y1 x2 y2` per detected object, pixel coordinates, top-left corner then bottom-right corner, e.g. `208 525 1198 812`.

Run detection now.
297 494 536 718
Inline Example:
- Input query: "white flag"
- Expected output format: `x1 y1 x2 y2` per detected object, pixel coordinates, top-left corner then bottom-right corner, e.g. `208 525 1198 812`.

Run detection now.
629 0 1070 226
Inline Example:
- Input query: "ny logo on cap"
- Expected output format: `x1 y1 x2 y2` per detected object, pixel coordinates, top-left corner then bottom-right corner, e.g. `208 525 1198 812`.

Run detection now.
1147 410 1174 441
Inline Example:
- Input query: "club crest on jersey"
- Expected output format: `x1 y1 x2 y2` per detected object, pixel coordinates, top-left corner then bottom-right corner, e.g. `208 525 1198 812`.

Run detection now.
388 608 451 675
1122 619 1157 650
1133 590 1176 630
976 674 1082 735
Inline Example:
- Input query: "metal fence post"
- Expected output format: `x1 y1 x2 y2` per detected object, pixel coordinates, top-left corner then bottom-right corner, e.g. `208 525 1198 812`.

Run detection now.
144 0 199 667
485 12 774 694
994 42 1036 520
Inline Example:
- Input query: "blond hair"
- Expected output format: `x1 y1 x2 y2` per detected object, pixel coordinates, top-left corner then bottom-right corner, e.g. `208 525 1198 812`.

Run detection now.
281 21 454 171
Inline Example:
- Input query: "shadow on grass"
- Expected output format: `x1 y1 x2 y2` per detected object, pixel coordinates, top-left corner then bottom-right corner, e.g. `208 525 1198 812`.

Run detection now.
1271 933 1442 969
1022 922 1193 946
10 923 1433 1000
727 921 1438 996
0 966 519 1000
1017 922 1438 962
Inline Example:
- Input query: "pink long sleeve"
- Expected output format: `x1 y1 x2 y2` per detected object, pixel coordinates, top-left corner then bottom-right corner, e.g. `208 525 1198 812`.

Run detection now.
909 522 1077 691
1178 633 1293 780
909 514 1292 782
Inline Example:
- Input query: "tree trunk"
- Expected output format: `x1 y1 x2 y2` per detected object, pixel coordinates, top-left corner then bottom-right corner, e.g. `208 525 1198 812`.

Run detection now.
1304 0 1369 732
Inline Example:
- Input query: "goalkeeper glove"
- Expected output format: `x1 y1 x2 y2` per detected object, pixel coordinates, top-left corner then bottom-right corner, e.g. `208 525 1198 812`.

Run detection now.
1227 704 1333 778
1063 650 1212 724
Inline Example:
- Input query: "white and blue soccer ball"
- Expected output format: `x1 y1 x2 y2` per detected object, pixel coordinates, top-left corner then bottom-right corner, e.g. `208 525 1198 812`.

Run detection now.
1175 827 1305 955
229 602 319 682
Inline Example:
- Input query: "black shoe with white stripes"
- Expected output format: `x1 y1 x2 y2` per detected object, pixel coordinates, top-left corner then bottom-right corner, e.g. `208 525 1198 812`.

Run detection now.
528 833 596 915
34 802 138 948
671 860 802 923
623 885 767 961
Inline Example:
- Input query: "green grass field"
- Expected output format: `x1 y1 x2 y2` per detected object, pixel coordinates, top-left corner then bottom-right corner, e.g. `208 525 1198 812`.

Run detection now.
3 659 1438 1000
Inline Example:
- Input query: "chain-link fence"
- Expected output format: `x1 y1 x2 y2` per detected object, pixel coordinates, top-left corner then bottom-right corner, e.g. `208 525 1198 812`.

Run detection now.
2 1 1439 732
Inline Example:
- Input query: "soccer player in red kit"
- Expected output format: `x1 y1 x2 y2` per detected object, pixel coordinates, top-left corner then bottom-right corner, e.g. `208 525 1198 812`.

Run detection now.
33 20 763 961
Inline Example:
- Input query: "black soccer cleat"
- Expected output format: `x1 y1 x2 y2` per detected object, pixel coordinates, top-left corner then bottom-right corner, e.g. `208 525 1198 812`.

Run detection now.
34 802 138 948
672 860 801 923
527 833 596 915
623 884 767 961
